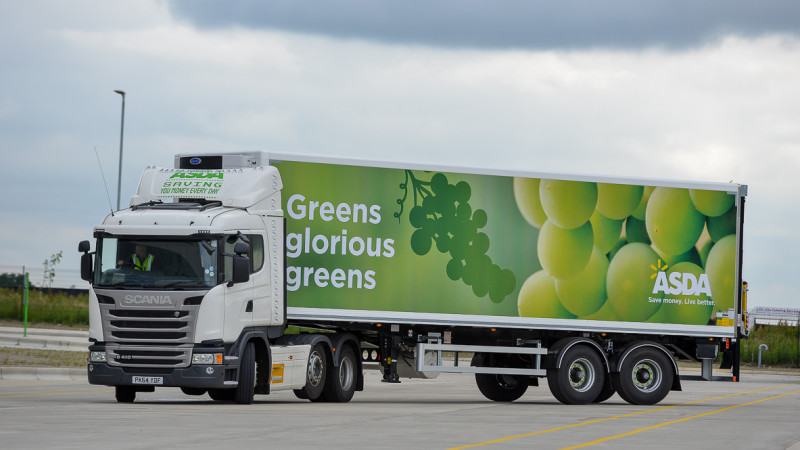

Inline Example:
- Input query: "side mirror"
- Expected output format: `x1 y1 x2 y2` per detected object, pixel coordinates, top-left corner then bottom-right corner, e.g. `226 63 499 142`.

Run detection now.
81 254 93 282
231 255 250 284
79 240 92 282
225 241 251 286
234 242 250 255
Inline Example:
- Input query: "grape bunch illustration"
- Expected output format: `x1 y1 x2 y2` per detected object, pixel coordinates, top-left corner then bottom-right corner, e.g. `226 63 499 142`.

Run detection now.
513 177 737 324
396 171 515 303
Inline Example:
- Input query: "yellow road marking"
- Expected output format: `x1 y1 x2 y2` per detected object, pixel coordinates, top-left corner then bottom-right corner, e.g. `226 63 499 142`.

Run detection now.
562 388 800 449
449 384 792 449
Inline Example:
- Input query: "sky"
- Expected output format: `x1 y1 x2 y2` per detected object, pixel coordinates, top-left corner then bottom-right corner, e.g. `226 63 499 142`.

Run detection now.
1 1 799 309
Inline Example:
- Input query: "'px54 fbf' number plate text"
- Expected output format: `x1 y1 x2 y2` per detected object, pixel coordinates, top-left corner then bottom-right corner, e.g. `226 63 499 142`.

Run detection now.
132 376 163 385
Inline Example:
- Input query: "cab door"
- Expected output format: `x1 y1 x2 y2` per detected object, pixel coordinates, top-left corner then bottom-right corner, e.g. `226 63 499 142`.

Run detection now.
222 234 254 342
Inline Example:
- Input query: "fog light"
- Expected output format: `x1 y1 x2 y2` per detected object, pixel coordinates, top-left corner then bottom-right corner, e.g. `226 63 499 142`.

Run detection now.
90 351 106 362
192 353 223 365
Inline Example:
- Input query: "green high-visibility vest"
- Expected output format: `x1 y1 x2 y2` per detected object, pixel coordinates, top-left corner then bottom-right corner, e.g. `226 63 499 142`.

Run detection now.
132 254 154 271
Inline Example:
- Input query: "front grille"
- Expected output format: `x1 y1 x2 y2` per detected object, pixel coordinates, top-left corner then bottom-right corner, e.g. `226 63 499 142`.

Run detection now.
107 344 192 368
96 290 205 368
110 320 188 329
116 349 183 358
113 331 187 340
111 310 190 318
123 367 174 375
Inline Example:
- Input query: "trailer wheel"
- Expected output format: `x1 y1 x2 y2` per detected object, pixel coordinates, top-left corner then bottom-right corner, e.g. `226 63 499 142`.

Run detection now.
234 341 256 404
593 377 616 403
547 345 604 405
613 347 673 405
297 343 327 401
180 387 207 396
472 353 528 402
208 388 235 402
115 386 136 403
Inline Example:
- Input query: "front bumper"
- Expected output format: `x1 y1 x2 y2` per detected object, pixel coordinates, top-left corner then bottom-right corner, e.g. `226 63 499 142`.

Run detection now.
87 362 228 388
87 343 232 388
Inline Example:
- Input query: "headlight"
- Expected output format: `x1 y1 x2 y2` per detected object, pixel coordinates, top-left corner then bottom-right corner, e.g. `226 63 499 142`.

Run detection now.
192 353 223 365
89 351 106 362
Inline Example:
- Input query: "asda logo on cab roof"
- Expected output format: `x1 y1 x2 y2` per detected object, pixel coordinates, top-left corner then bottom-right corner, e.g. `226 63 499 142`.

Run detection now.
650 260 712 297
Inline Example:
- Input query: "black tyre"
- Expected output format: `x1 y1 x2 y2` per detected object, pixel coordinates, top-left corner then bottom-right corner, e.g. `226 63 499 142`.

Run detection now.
180 387 207 396
613 347 673 405
297 343 327 401
323 346 357 403
593 376 616 403
234 341 256 404
472 353 528 402
208 388 235 402
115 386 136 403
547 345 605 405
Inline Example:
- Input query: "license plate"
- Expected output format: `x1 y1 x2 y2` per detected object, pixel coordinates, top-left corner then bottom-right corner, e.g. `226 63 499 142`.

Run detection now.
132 376 163 385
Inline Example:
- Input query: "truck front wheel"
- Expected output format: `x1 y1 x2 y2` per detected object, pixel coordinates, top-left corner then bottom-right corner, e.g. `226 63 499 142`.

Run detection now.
115 386 136 403
547 345 605 405
234 341 256 404
208 388 234 401
180 387 207 396
613 347 673 405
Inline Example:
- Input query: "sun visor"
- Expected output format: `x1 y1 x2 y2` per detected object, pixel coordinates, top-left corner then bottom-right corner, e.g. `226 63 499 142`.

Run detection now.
129 166 282 208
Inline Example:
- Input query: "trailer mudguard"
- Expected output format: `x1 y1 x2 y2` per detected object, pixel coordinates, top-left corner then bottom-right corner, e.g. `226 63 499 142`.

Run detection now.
546 336 610 372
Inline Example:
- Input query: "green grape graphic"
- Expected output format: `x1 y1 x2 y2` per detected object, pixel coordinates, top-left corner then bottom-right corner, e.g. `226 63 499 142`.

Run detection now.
396 171 516 303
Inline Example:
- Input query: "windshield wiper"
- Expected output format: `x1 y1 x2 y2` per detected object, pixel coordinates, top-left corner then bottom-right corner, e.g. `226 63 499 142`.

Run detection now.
160 280 204 288
109 280 149 288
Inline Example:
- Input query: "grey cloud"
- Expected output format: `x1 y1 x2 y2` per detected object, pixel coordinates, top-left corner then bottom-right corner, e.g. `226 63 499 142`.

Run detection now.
167 0 800 50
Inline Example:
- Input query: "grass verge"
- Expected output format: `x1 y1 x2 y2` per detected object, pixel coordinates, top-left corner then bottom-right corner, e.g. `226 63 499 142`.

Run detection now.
0 288 88 327
0 348 86 368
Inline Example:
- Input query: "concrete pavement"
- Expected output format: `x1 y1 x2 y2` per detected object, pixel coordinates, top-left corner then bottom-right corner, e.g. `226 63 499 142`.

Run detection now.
0 326 88 380
0 326 89 351
1 326 797 382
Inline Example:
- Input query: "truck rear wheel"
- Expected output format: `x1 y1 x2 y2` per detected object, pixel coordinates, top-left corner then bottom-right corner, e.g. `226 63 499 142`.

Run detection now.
234 341 256 404
323 346 357 403
296 343 327 401
115 386 136 403
613 347 673 405
472 353 528 402
547 345 605 405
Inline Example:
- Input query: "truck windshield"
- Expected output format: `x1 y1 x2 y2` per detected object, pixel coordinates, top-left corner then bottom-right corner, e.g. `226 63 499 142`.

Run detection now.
94 236 219 289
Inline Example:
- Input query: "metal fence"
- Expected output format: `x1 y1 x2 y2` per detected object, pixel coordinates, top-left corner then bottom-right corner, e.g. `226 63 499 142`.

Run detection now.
0 264 88 291
749 306 800 327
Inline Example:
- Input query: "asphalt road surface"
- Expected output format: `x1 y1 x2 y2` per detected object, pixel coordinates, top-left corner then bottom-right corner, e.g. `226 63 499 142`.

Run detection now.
1 369 798 449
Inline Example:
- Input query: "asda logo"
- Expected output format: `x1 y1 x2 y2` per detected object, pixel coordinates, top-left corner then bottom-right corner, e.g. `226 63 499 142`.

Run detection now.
651 260 712 296
170 172 224 179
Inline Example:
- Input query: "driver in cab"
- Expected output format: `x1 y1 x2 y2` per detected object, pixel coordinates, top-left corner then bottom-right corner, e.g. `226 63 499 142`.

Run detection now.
118 244 154 271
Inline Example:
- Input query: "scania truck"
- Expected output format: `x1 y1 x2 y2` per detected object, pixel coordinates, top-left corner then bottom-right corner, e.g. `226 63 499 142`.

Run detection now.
79 152 748 405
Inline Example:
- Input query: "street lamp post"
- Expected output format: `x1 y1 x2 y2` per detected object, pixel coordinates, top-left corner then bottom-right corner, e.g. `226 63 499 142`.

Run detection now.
114 90 126 211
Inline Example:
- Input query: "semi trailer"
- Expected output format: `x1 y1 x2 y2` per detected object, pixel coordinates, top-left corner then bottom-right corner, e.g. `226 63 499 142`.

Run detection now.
79 152 748 405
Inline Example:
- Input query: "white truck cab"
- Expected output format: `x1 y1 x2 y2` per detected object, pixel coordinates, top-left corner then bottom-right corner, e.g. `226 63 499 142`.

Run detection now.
80 152 362 404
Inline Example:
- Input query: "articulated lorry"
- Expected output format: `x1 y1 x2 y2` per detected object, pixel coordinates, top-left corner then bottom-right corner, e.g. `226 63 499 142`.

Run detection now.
79 152 748 405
